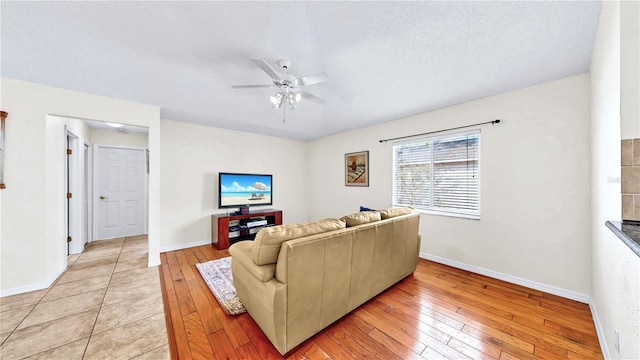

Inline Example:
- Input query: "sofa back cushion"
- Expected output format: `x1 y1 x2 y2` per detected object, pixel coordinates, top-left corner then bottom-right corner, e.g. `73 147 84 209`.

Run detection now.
340 211 381 227
379 206 414 219
252 218 346 265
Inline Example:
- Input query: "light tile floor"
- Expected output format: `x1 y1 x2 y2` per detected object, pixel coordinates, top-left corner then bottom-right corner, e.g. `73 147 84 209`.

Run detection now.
0 235 170 360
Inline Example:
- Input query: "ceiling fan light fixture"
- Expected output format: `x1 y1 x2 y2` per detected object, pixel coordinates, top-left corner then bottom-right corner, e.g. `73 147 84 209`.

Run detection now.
270 91 283 105
271 91 284 109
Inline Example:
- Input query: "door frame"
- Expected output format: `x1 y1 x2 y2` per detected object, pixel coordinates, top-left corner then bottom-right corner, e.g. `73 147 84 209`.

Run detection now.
92 143 149 240
83 142 91 245
65 128 85 255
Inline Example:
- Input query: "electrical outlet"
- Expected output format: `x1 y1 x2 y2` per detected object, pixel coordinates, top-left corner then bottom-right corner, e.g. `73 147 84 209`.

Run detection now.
607 176 621 183
614 328 620 353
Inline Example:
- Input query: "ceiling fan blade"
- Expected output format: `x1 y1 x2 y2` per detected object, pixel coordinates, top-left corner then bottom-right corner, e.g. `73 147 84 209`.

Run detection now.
251 58 282 81
297 72 329 86
231 84 273 89
299 90 326 105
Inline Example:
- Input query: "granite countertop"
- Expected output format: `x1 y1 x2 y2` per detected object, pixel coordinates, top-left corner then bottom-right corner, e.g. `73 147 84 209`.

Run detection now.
606 221 640 257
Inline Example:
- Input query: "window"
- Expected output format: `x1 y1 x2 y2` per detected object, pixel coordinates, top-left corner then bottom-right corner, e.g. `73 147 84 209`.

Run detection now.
393 130 480 219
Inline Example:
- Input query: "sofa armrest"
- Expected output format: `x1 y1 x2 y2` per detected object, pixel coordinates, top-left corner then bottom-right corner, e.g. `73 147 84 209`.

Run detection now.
229 241 276 282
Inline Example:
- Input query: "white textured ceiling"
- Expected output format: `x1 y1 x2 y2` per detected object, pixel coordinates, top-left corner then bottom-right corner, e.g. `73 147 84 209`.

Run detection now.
1 1 601 141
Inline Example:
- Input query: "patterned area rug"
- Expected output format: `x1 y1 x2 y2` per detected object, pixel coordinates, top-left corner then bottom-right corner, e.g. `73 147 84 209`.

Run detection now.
195 257 246 315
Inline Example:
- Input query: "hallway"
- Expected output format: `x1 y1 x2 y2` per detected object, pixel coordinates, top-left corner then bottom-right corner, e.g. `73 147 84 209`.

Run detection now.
0 235 169 359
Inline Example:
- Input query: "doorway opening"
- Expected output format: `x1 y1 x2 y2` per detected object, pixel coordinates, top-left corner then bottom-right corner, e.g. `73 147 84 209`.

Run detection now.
57 117 150 262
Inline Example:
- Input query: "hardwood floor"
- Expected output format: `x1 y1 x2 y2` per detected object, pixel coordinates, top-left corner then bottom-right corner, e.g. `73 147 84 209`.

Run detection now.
160 245 603 359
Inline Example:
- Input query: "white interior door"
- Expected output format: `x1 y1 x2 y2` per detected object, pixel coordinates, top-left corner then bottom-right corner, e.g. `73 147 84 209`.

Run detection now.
94 145 147 240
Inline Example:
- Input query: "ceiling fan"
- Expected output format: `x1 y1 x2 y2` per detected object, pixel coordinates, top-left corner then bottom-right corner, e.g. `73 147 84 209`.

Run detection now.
232 58 329 110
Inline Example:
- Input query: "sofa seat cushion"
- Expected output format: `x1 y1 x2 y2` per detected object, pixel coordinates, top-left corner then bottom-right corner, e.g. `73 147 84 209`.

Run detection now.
340 211 381 227
229 241 276 282
252 218 346 265
380 206 414 219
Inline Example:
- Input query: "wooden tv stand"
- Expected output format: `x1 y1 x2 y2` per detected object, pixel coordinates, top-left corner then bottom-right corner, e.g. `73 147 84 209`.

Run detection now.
211 208 282 250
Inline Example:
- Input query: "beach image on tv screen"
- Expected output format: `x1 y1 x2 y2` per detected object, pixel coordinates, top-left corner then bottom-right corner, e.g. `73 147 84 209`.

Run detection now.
220 174 272 207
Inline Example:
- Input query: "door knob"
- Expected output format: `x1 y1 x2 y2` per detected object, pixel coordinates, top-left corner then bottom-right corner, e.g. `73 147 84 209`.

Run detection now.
99 195 108 200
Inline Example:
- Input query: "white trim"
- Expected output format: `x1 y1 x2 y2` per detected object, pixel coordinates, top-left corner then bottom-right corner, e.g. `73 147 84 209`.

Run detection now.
92 143 147 151
589 301 611 360
64 127 70 263
148 257 161 267
159 239 211 253
419 252 590 303
92 233 146 242
84 142 92 245
415 208 481 220
66 130 84 255
0 263 66 297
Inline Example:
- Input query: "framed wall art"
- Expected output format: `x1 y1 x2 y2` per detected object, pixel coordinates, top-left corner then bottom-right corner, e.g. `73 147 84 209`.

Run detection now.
345 150 369 187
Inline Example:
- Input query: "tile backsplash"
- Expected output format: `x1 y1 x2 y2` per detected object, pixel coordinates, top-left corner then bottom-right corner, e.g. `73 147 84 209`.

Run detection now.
622 139 640 221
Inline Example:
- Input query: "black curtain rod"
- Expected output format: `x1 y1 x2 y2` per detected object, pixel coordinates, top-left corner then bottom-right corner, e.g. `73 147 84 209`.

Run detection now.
379 119 501 143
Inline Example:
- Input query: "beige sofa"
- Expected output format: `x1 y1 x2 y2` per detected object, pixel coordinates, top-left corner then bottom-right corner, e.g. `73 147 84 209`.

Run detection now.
228 207 420 355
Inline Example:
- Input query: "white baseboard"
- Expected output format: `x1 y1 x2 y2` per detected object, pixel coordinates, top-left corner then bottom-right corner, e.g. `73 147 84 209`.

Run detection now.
159 239 211 253
0 263 66 298
419 252 590 303
589 301 611 359
148 252 161 267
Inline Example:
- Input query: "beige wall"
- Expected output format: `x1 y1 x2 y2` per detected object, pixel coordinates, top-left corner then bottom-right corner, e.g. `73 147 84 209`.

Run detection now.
309 74 592 300
620 0 640 139
0 78 161 296
158 119 309 251
591 1 640 359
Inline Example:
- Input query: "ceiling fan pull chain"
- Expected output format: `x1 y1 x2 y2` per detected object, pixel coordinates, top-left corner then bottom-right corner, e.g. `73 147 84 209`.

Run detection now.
282 104 286 123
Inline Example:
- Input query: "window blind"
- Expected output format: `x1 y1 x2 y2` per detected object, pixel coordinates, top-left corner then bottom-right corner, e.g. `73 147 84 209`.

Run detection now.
393 130 480 218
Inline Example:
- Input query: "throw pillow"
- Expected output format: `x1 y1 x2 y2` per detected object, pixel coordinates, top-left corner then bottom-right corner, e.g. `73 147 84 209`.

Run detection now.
340 211 381 227
379 206 414 219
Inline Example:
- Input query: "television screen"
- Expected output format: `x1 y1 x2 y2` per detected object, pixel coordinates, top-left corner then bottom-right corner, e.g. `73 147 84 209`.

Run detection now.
218 172 273 208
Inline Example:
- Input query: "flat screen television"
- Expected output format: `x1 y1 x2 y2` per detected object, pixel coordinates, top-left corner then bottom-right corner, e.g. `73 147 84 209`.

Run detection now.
218 172 273 208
